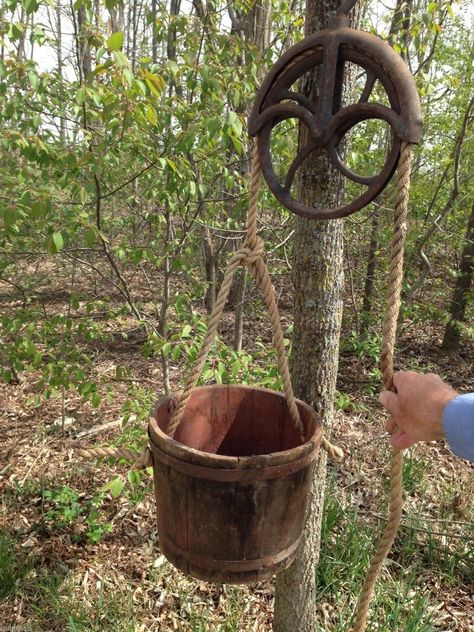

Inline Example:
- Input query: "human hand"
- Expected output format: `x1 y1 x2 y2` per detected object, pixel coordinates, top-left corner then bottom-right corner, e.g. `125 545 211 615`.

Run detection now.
379 371 458 450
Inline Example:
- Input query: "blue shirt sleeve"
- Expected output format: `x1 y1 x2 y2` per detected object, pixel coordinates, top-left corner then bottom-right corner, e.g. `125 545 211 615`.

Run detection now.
442 393 474 462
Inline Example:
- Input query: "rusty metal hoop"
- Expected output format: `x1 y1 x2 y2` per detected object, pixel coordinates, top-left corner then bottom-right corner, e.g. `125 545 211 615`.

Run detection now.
248 10 422 219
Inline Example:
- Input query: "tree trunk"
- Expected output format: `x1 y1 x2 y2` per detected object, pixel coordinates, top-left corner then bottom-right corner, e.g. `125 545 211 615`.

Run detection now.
151 0 158 63
441 202 474 353
405 93 474 300
77 5 92 80
202 225 218 313
55 3 66 144
242 0 272 56
360 207 380 333
227 0 272 348
273 1 358 629
233 271 247 351
109 1 125 33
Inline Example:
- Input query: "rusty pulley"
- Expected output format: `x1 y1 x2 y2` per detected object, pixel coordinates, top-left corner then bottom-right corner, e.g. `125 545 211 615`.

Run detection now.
248 0 422 219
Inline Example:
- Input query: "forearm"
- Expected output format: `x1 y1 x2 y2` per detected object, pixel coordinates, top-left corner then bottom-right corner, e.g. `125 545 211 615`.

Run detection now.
442 393 474 462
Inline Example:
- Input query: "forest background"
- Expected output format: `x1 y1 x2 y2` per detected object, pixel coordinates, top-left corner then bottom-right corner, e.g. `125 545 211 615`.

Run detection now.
0 0 473 629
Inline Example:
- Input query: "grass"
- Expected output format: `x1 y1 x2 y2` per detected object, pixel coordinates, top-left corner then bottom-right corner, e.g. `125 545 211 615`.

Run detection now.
0 529 139 631
315 476 454 631
1 459 472 630
175 585 245 631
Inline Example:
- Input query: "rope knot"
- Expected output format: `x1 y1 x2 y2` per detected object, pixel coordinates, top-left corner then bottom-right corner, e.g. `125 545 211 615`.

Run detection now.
239 235 265 268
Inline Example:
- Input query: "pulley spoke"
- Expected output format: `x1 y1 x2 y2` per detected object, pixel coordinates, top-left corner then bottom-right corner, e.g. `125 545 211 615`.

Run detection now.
283 141 319 192
359 70 377 103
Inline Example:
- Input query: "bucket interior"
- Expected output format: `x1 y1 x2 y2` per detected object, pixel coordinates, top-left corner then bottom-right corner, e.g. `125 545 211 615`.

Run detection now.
152 386 316 456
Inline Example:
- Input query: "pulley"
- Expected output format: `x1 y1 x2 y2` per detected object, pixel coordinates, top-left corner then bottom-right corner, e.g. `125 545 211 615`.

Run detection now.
248 0 422 219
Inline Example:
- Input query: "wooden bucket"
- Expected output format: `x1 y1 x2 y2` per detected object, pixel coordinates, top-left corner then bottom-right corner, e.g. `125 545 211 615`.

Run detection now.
148 384 322 584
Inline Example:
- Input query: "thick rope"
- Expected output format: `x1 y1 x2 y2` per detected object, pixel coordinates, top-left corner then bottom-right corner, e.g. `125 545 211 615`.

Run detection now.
79 143 343 469
167 143 304 438
351 141 412 632
167 143 342 460
77 445 153 469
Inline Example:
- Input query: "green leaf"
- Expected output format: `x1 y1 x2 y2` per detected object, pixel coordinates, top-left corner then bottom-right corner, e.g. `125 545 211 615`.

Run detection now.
84 227 96 246
127 469 140 489
47 231 64 255
206 117 219 138
76 86 86 105
92 392 101 407
3 207 18 229
52 231 64 252
202 369 213 382
143 70 165 96
33 352 43 365
227 111 242 137
122 69 134 86
231 360 241 379
232 90 241 109
104 0 120 9
181 324 192 337
31 200 46 218
24 0 39 15
112 50 130 69
28 71 39 89
107 31 124 51
102 477 124 498
146 104 157 125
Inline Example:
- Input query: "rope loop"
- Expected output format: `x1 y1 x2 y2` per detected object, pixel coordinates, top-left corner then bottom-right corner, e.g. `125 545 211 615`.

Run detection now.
232 235 265 269
164 142 343 463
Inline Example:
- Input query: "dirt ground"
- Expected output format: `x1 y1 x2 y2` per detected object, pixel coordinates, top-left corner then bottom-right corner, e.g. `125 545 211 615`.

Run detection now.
0 272 473 631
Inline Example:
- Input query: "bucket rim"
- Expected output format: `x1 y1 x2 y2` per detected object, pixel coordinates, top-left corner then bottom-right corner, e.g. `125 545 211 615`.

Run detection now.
148 384 322 471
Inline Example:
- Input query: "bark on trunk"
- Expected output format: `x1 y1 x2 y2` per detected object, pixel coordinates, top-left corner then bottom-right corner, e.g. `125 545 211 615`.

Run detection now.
441 202 474 353
225 0 272 346
202 224 218 313
55 4 66 143
77 5 92 80
232 271 247 351
360 207 380 333
109 1 125 33
273 1 358 629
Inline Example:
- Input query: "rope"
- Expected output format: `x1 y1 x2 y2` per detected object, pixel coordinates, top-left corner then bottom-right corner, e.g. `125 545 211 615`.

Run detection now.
167 142 342 460
77 445 153 469
351 141 412 632
78 141 343 470
77 140 411 625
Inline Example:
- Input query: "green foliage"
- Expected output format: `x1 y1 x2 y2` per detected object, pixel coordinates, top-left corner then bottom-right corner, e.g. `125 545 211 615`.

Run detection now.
334 389 352 412
1 303 110 407
43 486 83 527
341 331 382 364
0 0 472 628
0 530 139 630
317 480 437 631
42 485 112 543
0 531 34 600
